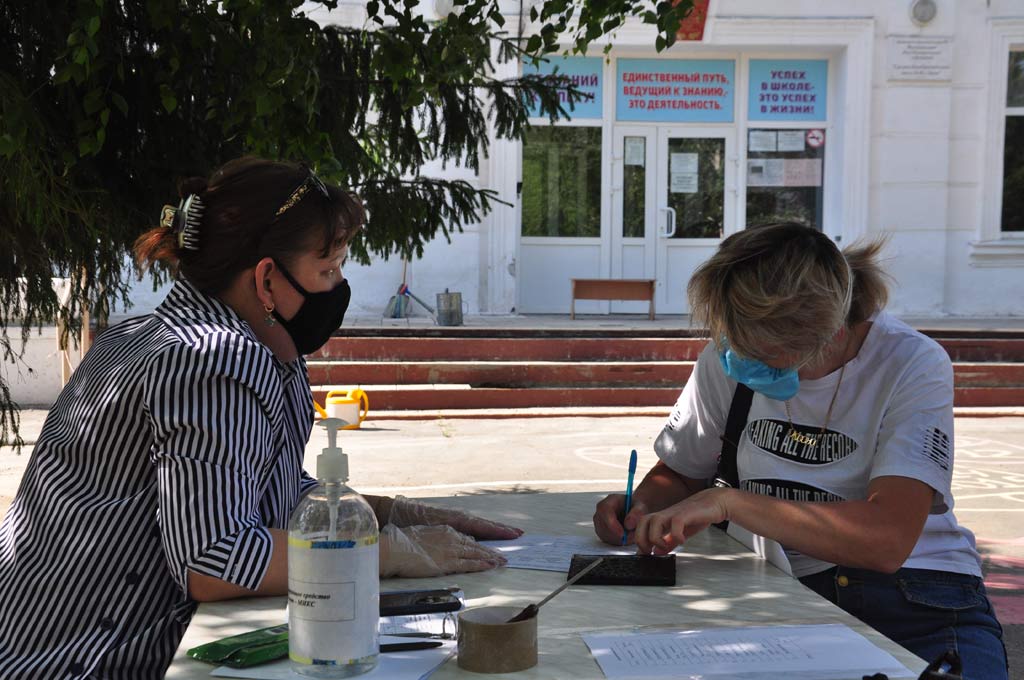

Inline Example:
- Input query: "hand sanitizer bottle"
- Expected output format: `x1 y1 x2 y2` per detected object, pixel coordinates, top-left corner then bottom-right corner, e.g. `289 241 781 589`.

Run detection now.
288 418 379 677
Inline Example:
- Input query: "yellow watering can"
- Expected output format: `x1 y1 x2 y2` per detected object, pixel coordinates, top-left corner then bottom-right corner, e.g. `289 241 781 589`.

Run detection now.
314 388 370 429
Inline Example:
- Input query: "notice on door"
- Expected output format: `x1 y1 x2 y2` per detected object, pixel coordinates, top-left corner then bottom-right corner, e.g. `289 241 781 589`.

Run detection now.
670 152 699 193
747 159 784 187
777 130 806 152
747 158 822 187
671 172 699 194
783 158 822 187
670 153 698 174
625 137 645 166
748 130 777 152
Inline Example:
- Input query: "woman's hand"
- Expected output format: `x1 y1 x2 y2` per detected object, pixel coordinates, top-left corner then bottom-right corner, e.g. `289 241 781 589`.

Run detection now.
635 488 732 555
386 495 523 540
593 493 649 546
379 524 508 578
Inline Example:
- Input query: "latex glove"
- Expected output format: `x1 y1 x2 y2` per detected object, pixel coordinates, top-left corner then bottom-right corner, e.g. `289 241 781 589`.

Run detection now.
387 495 523 540
379 524 508 578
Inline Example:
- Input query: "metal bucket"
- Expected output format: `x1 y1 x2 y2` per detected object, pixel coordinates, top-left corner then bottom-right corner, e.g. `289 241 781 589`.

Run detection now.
436 289 465 326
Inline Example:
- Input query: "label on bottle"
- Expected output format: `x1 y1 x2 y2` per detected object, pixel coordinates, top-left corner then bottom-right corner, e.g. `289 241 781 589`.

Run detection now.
288 535 380 666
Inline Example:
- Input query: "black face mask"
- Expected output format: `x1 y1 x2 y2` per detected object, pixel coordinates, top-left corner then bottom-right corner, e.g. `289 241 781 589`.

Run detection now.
271 261 351 355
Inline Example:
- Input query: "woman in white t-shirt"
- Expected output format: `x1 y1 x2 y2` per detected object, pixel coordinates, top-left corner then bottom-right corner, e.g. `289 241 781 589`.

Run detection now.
593 223 1007 679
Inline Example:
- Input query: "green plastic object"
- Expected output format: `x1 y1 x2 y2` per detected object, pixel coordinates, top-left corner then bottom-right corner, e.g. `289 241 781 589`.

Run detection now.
187 624 289 668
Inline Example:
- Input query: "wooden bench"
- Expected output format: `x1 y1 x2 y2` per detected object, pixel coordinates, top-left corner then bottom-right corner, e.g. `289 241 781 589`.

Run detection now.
570 278 656 320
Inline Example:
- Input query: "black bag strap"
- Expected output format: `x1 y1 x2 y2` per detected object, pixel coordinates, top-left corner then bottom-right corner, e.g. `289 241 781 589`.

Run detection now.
918 650 963 680
862 649 963 680
713 383 754 491
710 384 752 532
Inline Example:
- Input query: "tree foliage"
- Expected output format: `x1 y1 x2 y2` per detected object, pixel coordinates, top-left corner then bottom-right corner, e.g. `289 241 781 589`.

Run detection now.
0 0 694 445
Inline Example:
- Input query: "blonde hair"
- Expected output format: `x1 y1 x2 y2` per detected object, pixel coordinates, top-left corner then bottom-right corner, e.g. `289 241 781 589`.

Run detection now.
687 223 889 366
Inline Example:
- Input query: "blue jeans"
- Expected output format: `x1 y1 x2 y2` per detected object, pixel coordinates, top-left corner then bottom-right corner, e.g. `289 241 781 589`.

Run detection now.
799 566 1008 680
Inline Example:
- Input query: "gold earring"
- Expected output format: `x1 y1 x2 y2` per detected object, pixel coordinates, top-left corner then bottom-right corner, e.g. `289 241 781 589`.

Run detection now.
264 303 277 327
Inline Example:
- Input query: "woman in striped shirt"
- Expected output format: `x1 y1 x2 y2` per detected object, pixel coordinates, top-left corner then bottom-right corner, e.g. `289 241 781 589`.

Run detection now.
0 157 519 679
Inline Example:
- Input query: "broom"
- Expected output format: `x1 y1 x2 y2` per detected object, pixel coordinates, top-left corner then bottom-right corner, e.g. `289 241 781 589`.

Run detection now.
397 283 436 316
385 260 410 319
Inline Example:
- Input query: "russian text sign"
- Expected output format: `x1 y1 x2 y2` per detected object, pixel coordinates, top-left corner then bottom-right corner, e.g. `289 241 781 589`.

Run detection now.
748 60 828 121
524 57 603 119
616 59 735 123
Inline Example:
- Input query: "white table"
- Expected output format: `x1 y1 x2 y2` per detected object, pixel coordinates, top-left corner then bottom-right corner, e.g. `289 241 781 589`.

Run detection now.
168 491 926 679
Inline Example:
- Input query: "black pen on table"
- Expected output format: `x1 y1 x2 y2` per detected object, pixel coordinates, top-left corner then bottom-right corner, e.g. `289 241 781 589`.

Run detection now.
380 640 444 653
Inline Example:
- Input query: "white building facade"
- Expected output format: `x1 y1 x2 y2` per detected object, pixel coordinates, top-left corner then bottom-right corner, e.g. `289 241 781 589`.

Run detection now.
119 0 1024 320
10 0 1024 407
330 0 1024 319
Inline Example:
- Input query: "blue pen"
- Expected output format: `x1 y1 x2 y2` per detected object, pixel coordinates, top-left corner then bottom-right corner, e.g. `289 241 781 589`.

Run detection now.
621 449 638 546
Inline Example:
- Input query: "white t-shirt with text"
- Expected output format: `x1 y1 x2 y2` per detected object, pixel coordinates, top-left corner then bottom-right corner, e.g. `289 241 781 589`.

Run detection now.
655 312 981 578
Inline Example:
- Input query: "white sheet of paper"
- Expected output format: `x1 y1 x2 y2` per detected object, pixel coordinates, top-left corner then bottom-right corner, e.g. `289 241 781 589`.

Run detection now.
481 534 634 572
777 130 806 152
378 612 457 637
625 138 646 167
582 624 914 679
783 158 823 187
725 523 793 576
748 130 776 152
670 173 698 194
746 159 784 187
670 152 698 174
211 637 455 680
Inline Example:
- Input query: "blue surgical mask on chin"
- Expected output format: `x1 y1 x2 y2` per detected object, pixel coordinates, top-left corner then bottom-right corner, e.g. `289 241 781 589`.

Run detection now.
719 348 800 401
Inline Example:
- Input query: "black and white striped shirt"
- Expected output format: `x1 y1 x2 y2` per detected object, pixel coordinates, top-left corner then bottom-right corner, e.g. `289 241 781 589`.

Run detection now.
0 278 317 678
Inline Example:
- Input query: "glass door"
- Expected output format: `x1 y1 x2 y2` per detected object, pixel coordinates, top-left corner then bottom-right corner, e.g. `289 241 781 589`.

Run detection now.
610 127 657 314
655 127 736 314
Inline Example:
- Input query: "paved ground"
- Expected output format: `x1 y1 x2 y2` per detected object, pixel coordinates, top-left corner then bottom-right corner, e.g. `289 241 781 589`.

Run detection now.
2 412 1022 675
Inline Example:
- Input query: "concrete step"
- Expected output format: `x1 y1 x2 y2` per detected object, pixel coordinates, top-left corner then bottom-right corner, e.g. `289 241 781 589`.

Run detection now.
306 361 692 387
308 361 1024 389
938 338 1024 362
314 335 1024 363
954 387 1024 408
313 385 682 410
351 405 1024 421
953 363 1024 387
308 330 1024 412
312 337 706 362
312 384 1024 410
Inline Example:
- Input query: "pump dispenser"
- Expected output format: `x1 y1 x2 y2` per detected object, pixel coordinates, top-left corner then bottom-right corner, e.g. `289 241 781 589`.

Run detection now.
318 419 348 539
318 418 349 484
288 418 380 678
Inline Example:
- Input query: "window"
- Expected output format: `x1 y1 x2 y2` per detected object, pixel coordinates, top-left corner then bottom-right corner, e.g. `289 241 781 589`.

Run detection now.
974 22 1024 263
746 128 825 229
521 127 602 237
1002 51 1024 232
970 19 1024 262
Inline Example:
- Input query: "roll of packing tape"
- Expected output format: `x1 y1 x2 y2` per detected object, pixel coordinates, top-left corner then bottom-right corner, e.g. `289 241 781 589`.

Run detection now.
456 606 537 673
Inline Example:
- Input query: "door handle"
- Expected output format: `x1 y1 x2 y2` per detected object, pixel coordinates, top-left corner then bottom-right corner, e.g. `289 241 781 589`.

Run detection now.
660 207 677 238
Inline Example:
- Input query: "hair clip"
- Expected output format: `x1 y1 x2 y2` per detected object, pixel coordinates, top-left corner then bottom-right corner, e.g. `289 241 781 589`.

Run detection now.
159 205 176 230
275 164 330 217
161 194 205 251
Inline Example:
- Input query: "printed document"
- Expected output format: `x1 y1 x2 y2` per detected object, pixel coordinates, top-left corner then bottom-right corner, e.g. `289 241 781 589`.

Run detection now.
583 624 914 679
481 534 634 572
